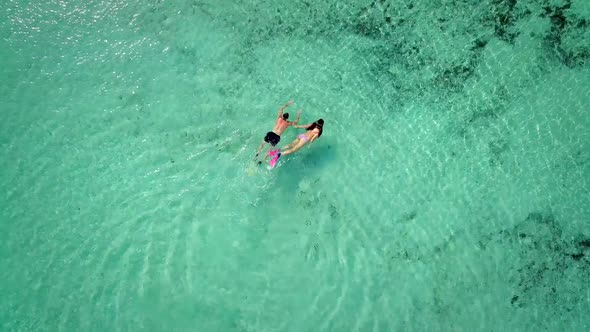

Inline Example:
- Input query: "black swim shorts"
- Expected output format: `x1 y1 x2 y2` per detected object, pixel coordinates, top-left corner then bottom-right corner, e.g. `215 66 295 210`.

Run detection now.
264 131 281 146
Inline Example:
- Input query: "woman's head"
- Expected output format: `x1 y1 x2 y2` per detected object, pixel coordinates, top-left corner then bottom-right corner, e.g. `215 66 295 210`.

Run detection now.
307 119 324 137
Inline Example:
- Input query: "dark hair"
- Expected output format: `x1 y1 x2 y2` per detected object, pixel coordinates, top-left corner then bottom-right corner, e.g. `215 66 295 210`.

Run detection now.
282 113 289 120
306 119 324 137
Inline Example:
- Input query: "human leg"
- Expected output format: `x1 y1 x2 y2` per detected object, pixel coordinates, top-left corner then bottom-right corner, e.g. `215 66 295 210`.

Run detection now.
281 140 307 156
255 141 267 159
262 143 279 162
257 132 280 160
281 137 300 151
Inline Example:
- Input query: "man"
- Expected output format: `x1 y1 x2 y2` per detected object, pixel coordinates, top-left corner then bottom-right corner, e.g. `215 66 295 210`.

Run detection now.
254 99 301 161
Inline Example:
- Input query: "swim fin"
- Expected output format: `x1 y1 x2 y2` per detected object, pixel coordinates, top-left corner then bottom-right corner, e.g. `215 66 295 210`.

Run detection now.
269 150 281 169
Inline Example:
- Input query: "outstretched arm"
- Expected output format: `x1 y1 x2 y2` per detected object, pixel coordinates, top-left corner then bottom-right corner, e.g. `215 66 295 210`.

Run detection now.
294 122 312 129
290 109 302 125
278 100 294 117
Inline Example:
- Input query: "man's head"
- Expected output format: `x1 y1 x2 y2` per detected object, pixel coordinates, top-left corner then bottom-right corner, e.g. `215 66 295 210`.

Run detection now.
282 113 289 120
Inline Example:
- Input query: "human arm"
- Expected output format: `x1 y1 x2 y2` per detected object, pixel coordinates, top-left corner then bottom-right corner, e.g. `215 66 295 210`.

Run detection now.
293 122 312 129
278 100 294 117
310 133 319 143
291 109 302 125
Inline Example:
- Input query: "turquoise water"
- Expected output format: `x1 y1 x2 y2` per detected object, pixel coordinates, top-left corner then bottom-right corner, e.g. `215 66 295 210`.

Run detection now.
1 0 589 331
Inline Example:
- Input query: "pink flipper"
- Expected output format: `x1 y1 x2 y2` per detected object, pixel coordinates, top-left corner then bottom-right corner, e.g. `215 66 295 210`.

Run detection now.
269 152 281 168
267 149 279 157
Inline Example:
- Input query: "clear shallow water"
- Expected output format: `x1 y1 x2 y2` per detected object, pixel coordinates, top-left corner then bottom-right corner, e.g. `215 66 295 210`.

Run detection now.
1 0 589 331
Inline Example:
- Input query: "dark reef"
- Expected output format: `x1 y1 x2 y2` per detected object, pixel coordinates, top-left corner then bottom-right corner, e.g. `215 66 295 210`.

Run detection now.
504 212 589 308
541 0 590 67
488 0 521 44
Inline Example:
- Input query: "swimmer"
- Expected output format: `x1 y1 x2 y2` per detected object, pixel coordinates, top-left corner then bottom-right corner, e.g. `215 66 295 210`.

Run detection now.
254 100 302 161
267 119 324 167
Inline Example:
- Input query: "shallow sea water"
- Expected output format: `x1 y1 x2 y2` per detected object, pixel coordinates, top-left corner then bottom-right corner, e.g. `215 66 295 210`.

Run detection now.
1 1 589 331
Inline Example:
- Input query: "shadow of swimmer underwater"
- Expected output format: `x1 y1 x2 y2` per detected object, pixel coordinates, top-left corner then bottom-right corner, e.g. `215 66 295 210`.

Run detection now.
264 118 324 169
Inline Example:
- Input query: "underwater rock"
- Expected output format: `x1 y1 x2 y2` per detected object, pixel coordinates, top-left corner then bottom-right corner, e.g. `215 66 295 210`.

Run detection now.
328 203 338 219
541 0 590 67
498 211 590 310
486 0 520 44
401 210 417 222
433 63 476 92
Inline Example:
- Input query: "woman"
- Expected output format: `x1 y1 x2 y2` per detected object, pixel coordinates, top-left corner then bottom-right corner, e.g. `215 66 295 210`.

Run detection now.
267 119 324 168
